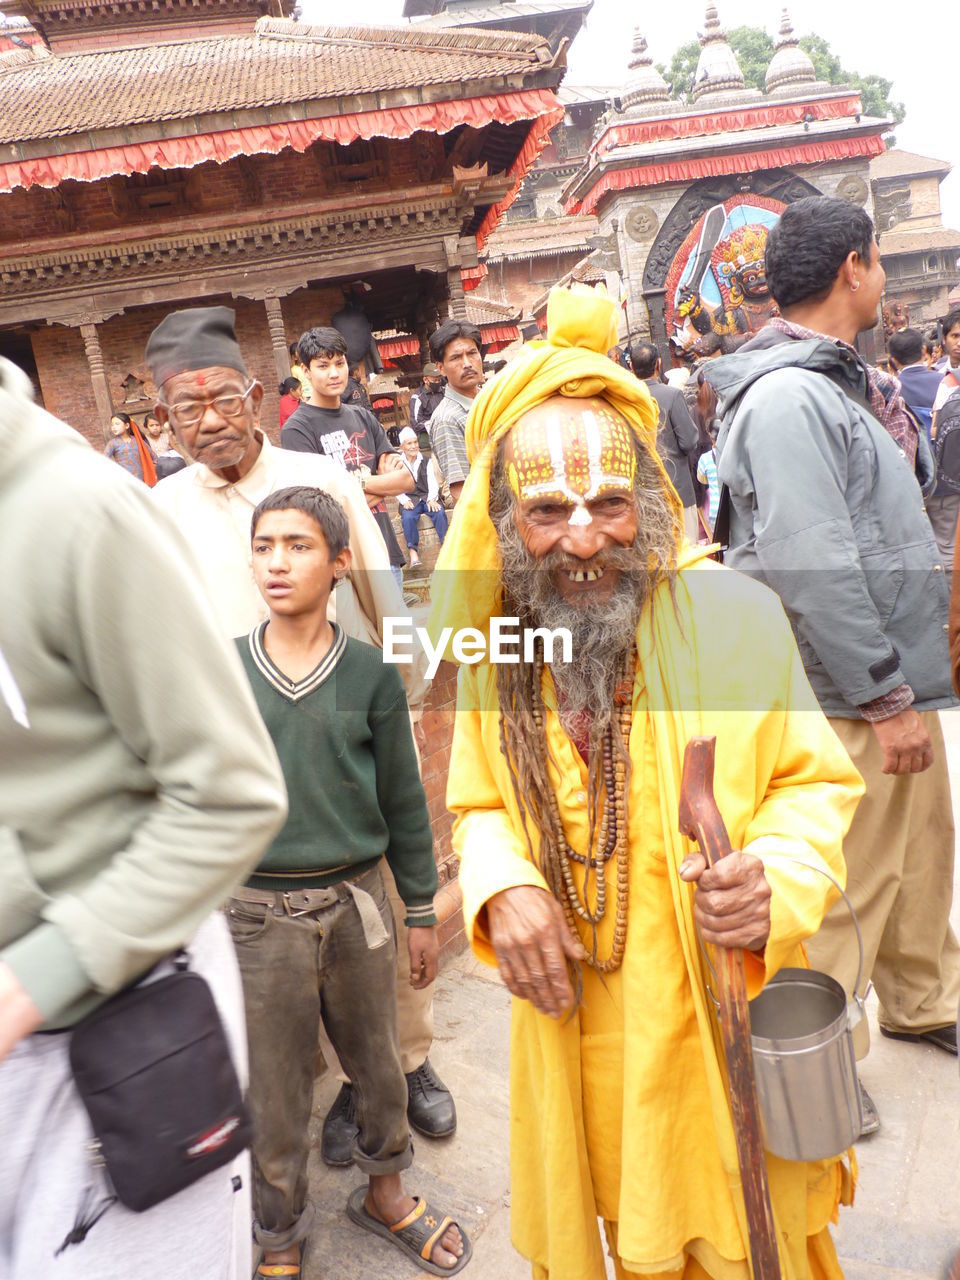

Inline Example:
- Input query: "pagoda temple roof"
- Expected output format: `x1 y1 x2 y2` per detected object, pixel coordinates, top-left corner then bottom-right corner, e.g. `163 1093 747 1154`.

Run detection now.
407 0 590 23
870 149 952 181
465 293 521 323
403 0 590 54
558 83 613 107
482 212 597 260
0 18 558 146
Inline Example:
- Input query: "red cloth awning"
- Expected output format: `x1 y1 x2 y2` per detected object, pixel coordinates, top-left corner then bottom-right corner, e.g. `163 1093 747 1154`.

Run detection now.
0 87 563 194
479 322 520 352
461 262 487 292
565 135 887 216
590 96 864 159
474 105 564 253
376 335 420 361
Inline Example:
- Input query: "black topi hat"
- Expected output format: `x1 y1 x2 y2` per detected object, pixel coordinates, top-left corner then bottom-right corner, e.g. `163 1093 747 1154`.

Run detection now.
146 306 248 388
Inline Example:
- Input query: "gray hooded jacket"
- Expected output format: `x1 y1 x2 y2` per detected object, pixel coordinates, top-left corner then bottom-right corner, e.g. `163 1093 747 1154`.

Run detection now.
706 330 954 718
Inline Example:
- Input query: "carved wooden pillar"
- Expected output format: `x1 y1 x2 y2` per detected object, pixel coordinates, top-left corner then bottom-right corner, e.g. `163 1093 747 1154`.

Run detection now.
446 267 467 321
79 320 115 442
263 296 291 386
443 235 467 322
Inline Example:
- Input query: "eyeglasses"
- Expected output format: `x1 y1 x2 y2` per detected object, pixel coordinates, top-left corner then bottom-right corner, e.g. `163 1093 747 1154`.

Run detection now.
159 381 258 428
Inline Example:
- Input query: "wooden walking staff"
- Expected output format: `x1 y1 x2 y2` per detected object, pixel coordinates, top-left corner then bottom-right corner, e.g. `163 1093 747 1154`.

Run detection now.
678 736 782 1280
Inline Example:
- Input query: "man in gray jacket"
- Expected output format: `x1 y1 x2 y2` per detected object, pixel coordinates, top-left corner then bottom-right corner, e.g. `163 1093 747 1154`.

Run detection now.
0 357 288 1276
708 196 959 1134
629 342 700 541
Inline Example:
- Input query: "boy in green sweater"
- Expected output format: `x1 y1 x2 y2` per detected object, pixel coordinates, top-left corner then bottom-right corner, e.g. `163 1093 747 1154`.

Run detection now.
230 485 470 1278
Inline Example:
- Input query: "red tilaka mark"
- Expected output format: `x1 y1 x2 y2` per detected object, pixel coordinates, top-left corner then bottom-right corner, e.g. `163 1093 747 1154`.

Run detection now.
194 372 206 388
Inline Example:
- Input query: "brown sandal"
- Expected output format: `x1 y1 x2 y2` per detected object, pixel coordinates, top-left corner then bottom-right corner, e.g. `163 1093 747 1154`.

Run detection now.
254 1238 307 1278
346 1185 472 1275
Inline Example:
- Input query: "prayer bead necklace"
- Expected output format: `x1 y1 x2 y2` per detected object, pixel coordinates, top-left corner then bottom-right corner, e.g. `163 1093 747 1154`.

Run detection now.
531 645 634 974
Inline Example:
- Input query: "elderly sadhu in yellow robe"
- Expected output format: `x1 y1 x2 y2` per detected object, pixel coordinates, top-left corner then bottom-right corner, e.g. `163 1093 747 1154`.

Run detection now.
428 287 864 1279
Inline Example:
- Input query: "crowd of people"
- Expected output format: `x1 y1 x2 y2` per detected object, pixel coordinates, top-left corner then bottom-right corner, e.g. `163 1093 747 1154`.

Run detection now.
2 191 960 1280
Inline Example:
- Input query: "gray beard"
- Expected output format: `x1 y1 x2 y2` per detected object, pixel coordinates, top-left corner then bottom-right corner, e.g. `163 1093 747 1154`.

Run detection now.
493 479 677 740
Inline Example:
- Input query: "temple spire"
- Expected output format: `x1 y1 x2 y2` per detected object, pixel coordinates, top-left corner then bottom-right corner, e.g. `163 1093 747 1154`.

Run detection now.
621 28 670 111
692 2 745 102
765 6 816 94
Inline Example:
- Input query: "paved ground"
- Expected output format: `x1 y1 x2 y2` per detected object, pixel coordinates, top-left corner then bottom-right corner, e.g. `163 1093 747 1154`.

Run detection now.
300 711 960 1280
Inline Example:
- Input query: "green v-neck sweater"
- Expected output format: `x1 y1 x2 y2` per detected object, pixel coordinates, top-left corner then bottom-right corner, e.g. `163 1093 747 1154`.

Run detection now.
236 624 437 926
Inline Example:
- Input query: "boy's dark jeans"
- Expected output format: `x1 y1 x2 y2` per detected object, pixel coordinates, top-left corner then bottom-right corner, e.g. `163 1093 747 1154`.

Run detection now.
227 865 412 1251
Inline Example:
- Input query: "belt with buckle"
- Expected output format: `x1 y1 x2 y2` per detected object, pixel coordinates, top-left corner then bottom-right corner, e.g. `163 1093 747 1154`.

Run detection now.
231 867 388 949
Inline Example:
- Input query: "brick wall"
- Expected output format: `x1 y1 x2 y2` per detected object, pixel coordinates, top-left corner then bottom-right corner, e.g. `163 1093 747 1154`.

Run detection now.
6 127 446 447
29 323 104 448
478 251 588 318
26 282 369 451
907 176 943 225
28 295 287 449
280 285 350 359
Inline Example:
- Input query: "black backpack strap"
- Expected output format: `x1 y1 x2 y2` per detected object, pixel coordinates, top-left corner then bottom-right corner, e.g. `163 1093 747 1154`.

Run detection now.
711 483 731 563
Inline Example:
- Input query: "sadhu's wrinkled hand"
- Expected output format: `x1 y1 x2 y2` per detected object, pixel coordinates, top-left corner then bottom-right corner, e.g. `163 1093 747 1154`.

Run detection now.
485 885 586 1019
679 850 771 952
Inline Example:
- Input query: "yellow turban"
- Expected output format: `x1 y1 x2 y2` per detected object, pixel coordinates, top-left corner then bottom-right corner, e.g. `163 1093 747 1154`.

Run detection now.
427 286 681 643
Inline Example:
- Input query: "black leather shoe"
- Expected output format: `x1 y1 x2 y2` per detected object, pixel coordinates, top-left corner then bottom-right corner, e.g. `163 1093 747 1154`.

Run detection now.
320 1083 358 1167
405 1058 457 1138
879 1023 958 1055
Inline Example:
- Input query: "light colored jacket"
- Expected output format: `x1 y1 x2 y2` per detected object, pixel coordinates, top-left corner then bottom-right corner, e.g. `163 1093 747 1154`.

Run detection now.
0 358 288 1028
707 334 954 717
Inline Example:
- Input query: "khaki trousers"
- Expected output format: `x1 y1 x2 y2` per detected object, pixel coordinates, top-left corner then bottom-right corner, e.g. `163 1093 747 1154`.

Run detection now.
805 712 960 1058
682 505 699 545
926 492 960 573
319 859 434 1078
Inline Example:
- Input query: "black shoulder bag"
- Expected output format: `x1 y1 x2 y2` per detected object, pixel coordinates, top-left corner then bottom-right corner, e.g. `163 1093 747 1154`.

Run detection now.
68 952 252 1214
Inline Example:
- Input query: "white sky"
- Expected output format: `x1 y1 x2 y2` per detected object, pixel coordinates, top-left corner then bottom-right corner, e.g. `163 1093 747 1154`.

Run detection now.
309 0 960 230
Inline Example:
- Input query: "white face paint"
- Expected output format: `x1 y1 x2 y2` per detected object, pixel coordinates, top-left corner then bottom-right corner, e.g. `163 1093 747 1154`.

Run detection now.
507 402 637 528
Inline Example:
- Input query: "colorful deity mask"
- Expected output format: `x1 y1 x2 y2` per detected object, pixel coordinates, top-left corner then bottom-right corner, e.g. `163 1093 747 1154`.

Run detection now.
506 400 636 526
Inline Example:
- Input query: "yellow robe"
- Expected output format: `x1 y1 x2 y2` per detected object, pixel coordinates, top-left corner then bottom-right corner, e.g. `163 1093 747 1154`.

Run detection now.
447 560 864 1279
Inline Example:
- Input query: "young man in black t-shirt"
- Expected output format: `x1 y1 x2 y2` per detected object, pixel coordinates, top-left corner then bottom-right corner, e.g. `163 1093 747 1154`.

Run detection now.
282 328 413 590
